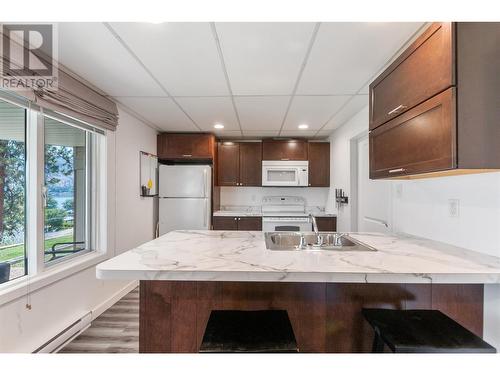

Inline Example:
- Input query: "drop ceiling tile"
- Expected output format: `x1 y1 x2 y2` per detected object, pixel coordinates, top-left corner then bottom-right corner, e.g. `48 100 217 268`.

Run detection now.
234 96 290 131
282 95 350 131
214 130 244 139
110 23 229 96
175 97 239 131
243 130 280 138
215 23 316 95
296 22 424 95
58 23 164 97
323 95 368 130
115 97 197 131
280 130 319 137
359 84 369 95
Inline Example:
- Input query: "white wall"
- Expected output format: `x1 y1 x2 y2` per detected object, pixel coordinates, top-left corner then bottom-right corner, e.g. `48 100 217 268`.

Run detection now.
329 104 500 349
328 106 369 231
0 108 157 352
392 173 500 348
220 187 330 210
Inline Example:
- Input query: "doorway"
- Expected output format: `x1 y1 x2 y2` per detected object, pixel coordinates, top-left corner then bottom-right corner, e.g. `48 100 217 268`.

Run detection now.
352 134 392 233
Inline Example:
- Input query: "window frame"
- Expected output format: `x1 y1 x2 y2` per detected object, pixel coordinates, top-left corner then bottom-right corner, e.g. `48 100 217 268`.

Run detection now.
0 90 108 288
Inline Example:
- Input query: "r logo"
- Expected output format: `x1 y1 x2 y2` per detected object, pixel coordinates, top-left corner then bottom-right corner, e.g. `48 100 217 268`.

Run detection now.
2 24 54 77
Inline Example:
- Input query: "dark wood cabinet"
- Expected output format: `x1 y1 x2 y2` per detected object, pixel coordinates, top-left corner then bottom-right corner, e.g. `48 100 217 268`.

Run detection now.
262 140 308 161
212 216 238 230
308 142 330 187
316 217 337 232
370 88 456 179
370 23 454 130
212 216 262 231
157 133 215 160
217 142 262 186
217 143 239 186
239 143 262 186
369 22 500 179
237 217 263 231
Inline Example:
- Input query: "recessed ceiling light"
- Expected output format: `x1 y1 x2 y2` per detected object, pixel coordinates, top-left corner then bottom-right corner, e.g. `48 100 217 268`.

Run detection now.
298 124 309 129
214 123 224 129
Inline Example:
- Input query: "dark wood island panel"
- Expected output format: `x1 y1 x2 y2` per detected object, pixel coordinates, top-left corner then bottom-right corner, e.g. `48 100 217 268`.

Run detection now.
139 281 483 353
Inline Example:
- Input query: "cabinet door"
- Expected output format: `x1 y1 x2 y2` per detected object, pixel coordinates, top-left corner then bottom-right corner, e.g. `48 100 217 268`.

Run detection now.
316 217 337 232
239 143 262 186
262 140 308 161
237 217 262 231
212 216 238 230
217 143 240 186
158 134 214 160
370 88 456 179
370 23 454 130
308 142 330 187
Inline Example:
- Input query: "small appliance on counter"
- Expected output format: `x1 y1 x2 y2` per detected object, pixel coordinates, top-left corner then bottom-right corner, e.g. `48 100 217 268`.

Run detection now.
261 196 312 232
158 164 211 235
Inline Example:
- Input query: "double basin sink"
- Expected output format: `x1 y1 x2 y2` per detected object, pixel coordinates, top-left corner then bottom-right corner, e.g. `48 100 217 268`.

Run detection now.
264 232 376 252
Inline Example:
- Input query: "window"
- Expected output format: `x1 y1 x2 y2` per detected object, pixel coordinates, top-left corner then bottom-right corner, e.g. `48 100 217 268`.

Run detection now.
0 99 27 284
0 91 105 287
44 117 92 264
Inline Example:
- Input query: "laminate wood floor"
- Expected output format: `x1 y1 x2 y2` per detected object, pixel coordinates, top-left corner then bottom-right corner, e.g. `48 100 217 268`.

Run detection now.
59 288 139 353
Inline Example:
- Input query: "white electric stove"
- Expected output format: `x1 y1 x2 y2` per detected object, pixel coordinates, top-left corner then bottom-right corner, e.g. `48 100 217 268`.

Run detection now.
261 196 312 232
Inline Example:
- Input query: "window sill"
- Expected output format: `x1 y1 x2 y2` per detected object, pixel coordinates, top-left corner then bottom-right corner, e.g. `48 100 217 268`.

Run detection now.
0 251 109 307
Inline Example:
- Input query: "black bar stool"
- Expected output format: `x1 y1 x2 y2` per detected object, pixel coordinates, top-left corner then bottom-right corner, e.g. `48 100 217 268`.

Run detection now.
362 308 496 353
200 310 299 353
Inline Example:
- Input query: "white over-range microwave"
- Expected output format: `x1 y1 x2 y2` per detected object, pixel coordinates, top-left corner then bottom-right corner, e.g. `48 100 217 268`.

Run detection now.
262 160 309 187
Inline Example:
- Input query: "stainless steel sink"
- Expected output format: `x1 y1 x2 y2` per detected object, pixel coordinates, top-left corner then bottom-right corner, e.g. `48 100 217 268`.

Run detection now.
264 232 376 252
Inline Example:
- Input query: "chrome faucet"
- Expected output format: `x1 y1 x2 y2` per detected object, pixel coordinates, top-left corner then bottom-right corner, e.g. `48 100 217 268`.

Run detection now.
309 213 323 246
309 213 319 235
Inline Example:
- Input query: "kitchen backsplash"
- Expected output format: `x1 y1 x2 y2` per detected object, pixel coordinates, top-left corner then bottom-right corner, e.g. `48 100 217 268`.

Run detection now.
220 187 331 209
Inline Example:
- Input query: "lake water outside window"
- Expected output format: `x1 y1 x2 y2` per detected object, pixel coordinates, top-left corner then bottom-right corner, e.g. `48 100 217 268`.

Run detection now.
0 100 26 284
44 117 89 264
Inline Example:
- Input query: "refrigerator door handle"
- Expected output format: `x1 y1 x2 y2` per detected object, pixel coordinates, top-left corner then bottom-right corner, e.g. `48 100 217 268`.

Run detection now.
203 168 207 198
204 199 208 227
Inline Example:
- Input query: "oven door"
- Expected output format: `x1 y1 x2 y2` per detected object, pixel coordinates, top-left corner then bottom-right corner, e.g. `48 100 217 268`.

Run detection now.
262 217 312 232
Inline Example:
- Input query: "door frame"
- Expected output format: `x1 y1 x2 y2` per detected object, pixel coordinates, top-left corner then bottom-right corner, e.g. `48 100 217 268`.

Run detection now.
349 131 367 232
350 130 393 233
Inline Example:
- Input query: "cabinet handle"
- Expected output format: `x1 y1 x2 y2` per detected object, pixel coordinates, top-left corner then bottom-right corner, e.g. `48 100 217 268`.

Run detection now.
281 158 289 161
234 218 237 221
388 168 406 174
182 154 192 157
387 104 407 116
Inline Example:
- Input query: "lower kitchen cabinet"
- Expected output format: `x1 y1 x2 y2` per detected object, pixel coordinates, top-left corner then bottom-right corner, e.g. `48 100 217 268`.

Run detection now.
316 217 337 232
212 216 262 231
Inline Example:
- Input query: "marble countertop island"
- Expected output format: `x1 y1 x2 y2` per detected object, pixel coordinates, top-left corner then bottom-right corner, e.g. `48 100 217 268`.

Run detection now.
96 230 500 284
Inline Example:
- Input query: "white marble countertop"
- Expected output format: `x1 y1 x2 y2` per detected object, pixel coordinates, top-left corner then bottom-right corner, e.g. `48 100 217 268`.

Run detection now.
213 206 336 217
96 230 500 284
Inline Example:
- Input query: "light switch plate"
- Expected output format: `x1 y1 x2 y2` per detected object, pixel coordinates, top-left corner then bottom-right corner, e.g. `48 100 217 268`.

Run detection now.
448 199 460 218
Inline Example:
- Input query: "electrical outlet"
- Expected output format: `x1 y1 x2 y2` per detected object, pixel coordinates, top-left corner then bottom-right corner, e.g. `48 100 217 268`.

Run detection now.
395 184 403 199
448 199 460 218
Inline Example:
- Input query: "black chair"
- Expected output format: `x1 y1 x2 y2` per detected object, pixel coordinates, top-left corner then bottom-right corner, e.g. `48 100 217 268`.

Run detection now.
0 263 10 284
362 308 496 353
200 310 298 353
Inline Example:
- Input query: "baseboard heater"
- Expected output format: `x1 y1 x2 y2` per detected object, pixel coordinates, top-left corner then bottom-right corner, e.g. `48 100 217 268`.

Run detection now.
33 312 92 353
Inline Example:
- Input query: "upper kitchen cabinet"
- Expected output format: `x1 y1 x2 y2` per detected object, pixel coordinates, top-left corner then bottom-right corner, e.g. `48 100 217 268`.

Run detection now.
217 142 262 186
369 22 500 179
157 133 216 161
262 139 308 161
370 23 454 130
308 142 330 187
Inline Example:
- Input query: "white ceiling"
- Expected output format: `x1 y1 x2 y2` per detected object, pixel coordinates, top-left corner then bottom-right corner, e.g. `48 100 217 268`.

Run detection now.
57 22 424 138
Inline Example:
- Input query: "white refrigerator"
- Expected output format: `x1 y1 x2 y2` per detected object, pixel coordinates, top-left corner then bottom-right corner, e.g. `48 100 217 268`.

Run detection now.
158 165 211 235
